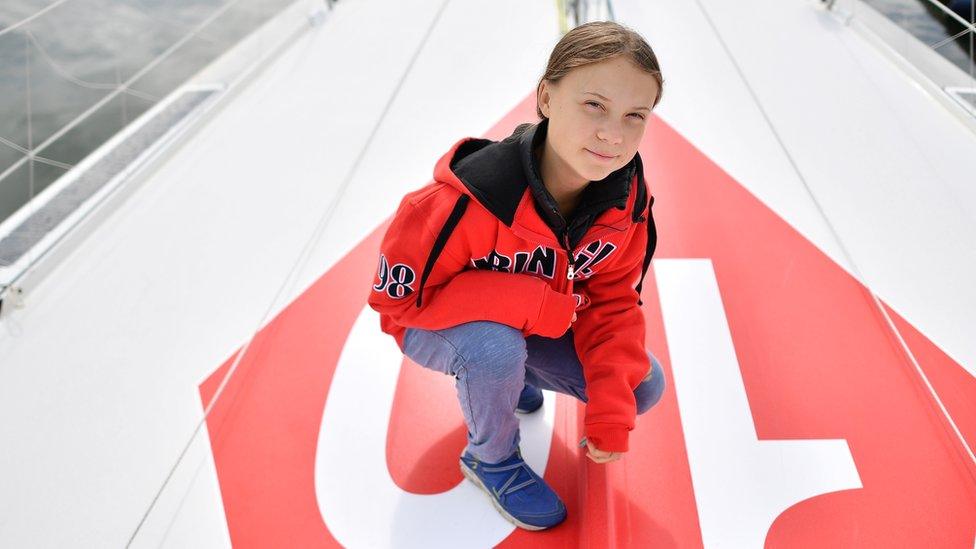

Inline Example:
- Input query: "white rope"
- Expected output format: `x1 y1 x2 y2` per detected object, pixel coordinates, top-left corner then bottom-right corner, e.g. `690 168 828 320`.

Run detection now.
25 30 161 101
0 0 75 38
0 135 74 170
928 25 974 51
0 1 232 188
24 32 37 287
0 0 250 187
916 0 976 36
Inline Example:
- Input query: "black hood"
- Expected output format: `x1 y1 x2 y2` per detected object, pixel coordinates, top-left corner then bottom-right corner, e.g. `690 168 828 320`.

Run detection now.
448 117 647 248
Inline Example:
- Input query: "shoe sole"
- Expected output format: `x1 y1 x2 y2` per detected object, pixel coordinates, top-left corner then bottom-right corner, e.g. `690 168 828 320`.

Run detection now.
459 459 561 531
514 402 542 414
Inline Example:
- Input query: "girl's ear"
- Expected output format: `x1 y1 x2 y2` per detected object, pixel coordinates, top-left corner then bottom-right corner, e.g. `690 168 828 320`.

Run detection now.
538 80 552 118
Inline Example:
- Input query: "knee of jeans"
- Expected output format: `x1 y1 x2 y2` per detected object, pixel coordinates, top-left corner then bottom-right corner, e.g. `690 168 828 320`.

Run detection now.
635 352 666 415
455 321 527 381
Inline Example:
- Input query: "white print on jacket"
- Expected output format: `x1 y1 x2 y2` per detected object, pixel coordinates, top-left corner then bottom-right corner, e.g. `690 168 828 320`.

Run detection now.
373 254 417 299
371 239 620 302
470 240 618 281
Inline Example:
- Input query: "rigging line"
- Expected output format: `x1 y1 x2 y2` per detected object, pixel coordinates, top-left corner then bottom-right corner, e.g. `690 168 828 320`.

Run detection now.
27 155 73 171
0 0 225 40
917 0 976 35
125 1 455 546
928 25 973 52
24 30 162 101
690 0 976 471
0 135 30 156
0 0 249 187
0 0 75 38
25 33 36 275
0 135 74 170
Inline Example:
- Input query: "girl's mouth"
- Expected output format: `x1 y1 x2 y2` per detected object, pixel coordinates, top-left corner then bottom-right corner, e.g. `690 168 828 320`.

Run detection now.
586 148 618 161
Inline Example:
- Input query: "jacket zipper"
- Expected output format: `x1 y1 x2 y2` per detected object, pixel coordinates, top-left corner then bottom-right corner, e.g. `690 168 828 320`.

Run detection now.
551 200 626 290
562 231 575 281
560 232 576 296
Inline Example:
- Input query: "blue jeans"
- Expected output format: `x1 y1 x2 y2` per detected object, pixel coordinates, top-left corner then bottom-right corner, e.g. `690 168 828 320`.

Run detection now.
401 320 667 463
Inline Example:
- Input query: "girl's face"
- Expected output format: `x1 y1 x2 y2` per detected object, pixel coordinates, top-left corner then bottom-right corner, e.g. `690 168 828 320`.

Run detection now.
538 56 659 183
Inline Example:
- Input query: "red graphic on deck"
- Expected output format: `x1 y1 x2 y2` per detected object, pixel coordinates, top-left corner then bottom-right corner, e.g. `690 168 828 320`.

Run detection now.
199 94 976 547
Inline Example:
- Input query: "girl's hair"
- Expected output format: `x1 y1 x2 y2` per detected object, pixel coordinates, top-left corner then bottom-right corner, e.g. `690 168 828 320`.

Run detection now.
536 21 664 120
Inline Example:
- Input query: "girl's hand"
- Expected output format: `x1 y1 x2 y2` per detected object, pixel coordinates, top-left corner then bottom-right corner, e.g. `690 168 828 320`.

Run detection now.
585 439 623 463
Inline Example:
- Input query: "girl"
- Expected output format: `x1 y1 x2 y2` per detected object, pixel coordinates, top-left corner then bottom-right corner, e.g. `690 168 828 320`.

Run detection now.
368 21 666 531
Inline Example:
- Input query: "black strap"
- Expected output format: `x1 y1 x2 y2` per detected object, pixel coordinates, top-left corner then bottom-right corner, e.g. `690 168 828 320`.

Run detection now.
634 195 657 306
415 194 470 308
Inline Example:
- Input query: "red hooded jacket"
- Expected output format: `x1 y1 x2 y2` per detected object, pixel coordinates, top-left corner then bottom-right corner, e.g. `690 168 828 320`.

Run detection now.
367 118 658 452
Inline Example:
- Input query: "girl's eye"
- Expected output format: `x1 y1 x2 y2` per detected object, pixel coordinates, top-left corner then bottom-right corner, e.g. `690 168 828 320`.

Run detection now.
585 101 645 120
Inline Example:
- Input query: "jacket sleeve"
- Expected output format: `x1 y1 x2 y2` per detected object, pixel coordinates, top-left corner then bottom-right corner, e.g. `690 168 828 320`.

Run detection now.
367 192 577 338
572 217 653 453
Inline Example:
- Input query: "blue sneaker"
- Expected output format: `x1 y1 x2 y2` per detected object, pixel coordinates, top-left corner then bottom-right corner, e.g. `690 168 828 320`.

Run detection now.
459 447 567 530
515 383 544 414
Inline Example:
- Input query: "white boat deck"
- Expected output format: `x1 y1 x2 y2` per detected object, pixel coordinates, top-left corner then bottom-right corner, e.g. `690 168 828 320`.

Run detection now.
1 0 974 546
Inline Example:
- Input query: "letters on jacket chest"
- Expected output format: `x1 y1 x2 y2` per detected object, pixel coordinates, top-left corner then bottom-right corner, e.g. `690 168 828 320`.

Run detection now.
470 239 618 282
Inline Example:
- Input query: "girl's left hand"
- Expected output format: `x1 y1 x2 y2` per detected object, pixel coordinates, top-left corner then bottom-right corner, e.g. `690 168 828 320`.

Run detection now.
585 439 623 463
